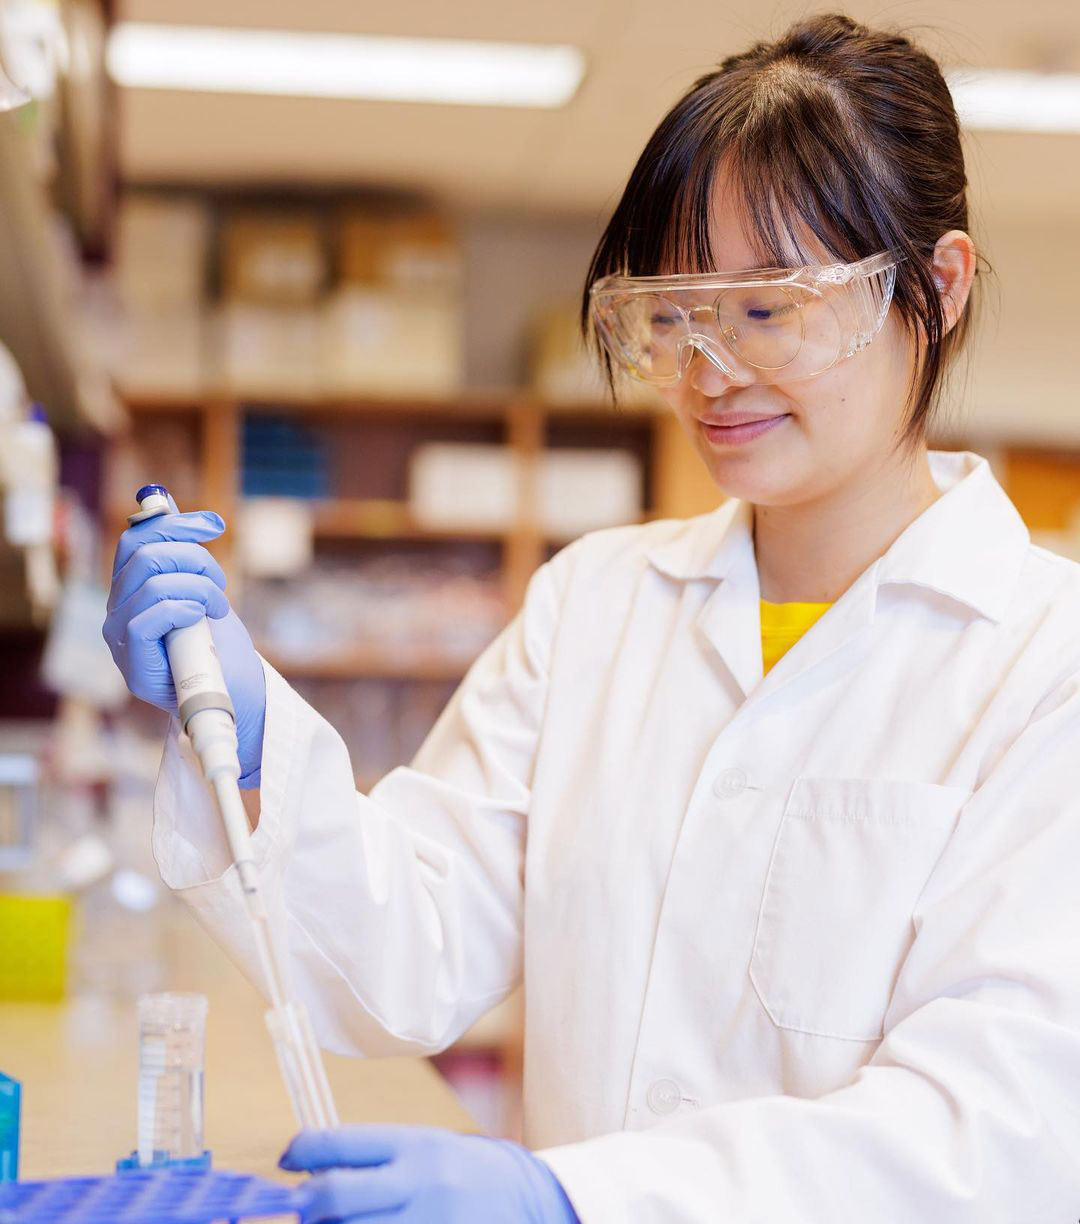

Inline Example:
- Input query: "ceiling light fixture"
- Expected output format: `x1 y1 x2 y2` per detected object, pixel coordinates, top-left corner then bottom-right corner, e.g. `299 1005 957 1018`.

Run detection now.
947 68 1080 133
106 22 585 109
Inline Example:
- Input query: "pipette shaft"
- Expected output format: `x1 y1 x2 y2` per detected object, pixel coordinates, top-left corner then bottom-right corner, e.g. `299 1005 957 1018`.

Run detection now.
129 485 338 1130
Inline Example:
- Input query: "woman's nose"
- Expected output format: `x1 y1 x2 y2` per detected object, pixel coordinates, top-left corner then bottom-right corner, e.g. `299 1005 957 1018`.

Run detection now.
686 342 742 395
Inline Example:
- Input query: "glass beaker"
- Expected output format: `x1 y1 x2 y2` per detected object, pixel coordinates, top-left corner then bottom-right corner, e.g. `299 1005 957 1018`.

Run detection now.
136 992 207 1166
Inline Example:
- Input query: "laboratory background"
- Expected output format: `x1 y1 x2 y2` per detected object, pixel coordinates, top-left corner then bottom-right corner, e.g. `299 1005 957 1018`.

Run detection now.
0 0 1079 1201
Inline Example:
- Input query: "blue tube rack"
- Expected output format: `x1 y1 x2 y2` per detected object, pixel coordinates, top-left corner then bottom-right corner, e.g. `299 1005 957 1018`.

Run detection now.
0 1168 304 1223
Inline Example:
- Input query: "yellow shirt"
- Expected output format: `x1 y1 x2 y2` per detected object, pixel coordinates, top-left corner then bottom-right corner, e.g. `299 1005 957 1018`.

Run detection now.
760 599 833 675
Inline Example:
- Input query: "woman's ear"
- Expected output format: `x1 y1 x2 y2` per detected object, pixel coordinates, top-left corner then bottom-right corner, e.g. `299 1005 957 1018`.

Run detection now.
931 231 977 334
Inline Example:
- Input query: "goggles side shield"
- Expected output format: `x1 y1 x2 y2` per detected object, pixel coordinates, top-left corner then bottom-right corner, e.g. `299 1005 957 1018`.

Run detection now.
589 252 900 386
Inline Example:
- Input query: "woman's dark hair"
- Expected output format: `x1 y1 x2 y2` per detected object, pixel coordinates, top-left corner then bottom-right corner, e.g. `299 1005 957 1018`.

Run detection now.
581 12 991 451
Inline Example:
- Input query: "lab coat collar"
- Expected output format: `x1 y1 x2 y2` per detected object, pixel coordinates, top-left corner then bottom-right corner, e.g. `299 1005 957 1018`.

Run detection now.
645 496 752 584
646 450 1029 625
875 450 1030 623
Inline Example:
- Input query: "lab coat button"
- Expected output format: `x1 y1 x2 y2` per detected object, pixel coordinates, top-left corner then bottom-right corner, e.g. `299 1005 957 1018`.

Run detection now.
647 1078 682 1115
713 767 747 799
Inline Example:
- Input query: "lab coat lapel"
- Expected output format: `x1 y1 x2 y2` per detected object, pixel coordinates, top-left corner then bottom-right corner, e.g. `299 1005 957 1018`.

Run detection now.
691 500 763 702
690 501 877 705
751 565 878 701
646 497 765 702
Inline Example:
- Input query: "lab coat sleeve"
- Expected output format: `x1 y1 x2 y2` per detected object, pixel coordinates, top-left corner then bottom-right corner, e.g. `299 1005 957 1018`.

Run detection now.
151 556 563 1057
538 669 1080 1223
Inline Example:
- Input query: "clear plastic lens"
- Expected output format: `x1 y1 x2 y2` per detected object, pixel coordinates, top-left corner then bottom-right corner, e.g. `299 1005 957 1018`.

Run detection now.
601 293 677 379
713 285 807 370
594 256 898 386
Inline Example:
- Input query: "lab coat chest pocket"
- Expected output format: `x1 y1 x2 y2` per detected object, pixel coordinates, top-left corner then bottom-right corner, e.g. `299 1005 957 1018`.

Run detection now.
749 776 970 1042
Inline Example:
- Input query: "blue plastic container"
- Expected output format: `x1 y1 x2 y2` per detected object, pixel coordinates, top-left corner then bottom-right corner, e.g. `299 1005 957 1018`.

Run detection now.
0 1074 18 1181
115 1150 211 1173
0 1168 303 1223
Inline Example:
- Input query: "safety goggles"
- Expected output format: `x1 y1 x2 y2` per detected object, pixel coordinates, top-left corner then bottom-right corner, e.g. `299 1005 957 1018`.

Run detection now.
589 251 901 386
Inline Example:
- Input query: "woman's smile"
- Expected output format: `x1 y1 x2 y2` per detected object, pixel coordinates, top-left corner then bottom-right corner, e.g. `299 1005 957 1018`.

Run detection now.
698 413 791 446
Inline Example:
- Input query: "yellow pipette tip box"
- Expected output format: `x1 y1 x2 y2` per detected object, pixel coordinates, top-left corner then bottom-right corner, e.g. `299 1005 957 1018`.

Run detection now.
0 894 71 1001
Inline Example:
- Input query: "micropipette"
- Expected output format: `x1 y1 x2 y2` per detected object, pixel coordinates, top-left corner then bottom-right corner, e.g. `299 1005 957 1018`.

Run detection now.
129 485 338 1131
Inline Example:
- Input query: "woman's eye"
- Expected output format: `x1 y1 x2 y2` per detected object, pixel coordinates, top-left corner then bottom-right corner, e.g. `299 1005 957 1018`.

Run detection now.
745 301 798 322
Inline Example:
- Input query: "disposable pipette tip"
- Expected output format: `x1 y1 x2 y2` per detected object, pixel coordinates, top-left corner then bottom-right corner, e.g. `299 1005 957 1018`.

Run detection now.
266 1003 338 1130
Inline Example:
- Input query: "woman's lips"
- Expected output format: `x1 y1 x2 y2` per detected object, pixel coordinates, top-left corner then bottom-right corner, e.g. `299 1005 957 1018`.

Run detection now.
699 413 790 445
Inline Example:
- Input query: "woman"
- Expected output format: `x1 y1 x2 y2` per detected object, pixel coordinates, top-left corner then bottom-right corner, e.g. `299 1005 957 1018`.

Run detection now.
104 12 1080 1222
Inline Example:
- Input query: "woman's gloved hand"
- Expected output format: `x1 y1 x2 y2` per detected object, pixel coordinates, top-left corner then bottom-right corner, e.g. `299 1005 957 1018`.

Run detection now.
279 1124 581 1224
102 497 266 786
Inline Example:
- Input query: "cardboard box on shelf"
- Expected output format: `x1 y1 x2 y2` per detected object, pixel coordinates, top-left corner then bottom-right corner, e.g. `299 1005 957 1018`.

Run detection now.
528 302 660 409
408 443 644 537
538 449 643 538
105 424 201 513
321 285 464 397
215 302 322 396
236 498 315 577
338 210 462 290
115 194 209 312
408 443 523 530
221 213 326 306
115 308 207 396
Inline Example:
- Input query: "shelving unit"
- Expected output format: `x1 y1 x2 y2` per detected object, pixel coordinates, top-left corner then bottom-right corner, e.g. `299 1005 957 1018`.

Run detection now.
101 385 691 816
104 388 678 612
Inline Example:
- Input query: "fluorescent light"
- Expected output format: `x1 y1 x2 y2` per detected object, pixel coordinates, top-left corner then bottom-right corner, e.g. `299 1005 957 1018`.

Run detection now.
947 69 1080 133
106 22 585 108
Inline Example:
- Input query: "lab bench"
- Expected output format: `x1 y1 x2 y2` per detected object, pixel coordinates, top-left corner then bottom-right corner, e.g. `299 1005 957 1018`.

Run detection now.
0 903 474 1181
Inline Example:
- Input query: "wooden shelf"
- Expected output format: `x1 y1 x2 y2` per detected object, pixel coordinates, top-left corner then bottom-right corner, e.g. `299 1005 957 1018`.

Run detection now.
543 396 661 420
258 644 476 681
120 388 512 419
118 387 665 421
109 494 615 547
112 392 209 415
310 499 657 545
240 391 514 421
310 498 507 542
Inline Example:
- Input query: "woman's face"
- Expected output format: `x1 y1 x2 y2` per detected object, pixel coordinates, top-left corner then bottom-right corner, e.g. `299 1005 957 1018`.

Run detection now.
653 192 924 508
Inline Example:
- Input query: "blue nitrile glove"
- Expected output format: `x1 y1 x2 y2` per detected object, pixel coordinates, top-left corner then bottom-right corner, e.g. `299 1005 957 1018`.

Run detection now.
102 495 266 787
279 1125 581 1224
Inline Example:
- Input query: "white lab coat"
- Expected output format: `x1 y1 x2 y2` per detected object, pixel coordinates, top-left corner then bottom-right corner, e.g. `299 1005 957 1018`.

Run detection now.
154 448 1080 1222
